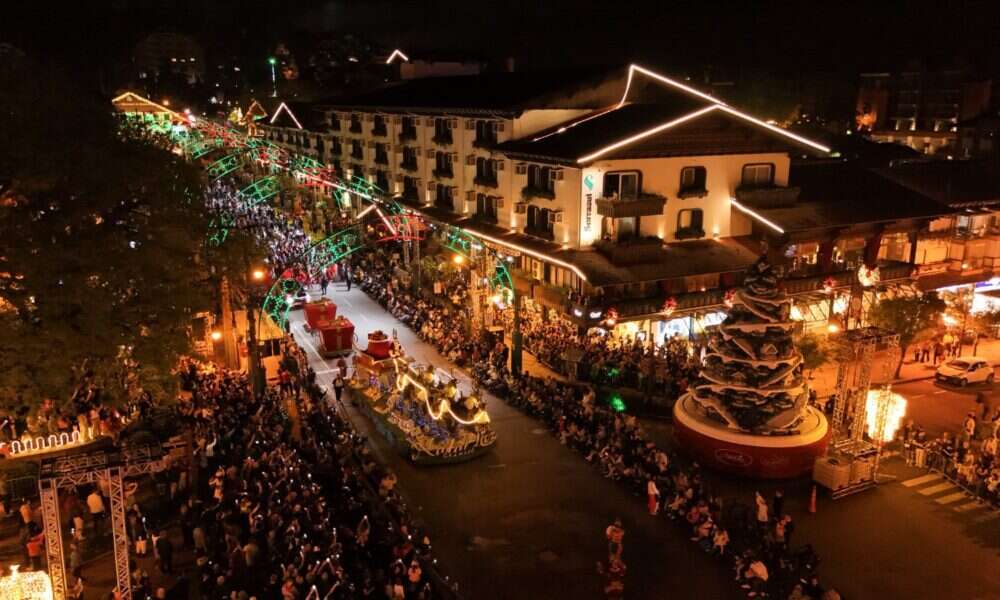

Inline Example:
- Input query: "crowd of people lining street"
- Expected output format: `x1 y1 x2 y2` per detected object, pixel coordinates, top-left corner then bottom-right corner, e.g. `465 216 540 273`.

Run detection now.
166 356 445 599
902 400 1000 507
353 247 840 599
520 314 701 397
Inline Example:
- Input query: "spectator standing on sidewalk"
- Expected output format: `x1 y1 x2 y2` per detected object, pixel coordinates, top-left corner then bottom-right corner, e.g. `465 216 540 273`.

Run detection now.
86 488 105 537
155 529 173 574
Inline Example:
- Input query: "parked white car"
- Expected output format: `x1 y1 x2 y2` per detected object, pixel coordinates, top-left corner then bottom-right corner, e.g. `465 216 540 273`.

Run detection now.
936 357 995 387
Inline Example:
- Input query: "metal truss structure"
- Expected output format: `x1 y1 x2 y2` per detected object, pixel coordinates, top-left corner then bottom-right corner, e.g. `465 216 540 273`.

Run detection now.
37 444 168 600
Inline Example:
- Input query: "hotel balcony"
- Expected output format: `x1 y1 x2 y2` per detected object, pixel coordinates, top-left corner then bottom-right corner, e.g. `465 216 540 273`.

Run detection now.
595 193 667 219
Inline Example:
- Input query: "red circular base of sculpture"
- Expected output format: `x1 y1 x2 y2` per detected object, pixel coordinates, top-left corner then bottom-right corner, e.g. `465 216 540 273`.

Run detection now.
673 396 830 479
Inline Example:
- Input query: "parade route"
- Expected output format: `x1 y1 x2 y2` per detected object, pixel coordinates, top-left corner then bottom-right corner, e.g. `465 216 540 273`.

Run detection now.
288 283 739 600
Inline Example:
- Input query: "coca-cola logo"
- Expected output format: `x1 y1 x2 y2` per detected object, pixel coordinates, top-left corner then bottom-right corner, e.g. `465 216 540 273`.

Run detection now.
715 448 753 467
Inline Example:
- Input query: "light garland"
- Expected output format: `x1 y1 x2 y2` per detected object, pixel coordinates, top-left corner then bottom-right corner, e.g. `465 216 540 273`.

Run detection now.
576 105 719 163
0 565 54 600
730 198 786 234
385 49 410 64
395 367 491 426
269 102 303 129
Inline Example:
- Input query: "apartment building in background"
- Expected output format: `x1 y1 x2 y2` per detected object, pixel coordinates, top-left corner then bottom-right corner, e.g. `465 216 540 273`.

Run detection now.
856 62 993 155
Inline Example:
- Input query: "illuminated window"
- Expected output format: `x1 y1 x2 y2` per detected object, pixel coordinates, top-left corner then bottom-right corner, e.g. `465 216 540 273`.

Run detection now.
679 166 707 196
741 163 774 187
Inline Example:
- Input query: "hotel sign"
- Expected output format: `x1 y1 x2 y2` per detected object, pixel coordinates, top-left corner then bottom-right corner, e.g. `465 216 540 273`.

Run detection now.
581 170 600 244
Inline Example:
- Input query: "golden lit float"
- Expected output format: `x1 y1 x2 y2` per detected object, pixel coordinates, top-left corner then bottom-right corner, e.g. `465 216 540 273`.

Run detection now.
350 331 497 464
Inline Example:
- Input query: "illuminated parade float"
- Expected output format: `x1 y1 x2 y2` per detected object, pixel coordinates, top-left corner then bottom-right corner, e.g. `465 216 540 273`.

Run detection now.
673 257 830 478
351 332 497 464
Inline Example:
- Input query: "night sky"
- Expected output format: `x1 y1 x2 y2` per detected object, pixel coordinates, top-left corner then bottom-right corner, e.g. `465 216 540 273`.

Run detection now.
3 0 998 85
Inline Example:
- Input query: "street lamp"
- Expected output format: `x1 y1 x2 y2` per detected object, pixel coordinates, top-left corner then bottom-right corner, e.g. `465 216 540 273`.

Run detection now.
248 267 268 396
268 57 277 98
452 254 465 266
210 330 223 342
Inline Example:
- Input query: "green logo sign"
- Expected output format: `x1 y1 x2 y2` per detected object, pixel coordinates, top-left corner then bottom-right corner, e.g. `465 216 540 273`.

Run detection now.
584 173 594 191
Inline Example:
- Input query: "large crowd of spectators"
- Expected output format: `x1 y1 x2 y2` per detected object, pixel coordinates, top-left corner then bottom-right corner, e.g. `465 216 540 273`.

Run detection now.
206 179 314 269
520 314 700 396
902 405 1000 507
160 354 448 599
353 246 841 600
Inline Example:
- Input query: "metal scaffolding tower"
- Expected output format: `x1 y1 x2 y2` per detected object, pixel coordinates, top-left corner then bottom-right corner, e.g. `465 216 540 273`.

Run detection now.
37 444 167 600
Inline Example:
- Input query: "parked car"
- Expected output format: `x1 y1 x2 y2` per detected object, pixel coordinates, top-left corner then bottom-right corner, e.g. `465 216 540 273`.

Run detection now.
936 357 995 387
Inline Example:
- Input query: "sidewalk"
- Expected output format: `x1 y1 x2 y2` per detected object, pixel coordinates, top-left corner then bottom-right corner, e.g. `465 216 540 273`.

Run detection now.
807 337 1000 397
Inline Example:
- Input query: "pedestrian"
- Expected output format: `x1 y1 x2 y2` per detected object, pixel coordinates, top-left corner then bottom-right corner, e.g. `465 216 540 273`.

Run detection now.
333 374 345 403
320 276 329 296
754 491 769 531
976 391 992 421
346 267 352 291
920 343 930 363
87 488 106 538
933 340 944 365
26 525 44 570
646 478 660 515
964 412 977 440
605 518 625 560
155 529 173 574
772 489 784 519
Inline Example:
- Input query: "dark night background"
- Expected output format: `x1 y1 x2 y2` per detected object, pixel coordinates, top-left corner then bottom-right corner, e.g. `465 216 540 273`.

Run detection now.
4 0 999 81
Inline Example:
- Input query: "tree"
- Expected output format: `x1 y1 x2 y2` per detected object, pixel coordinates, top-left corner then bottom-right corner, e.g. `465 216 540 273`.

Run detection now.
796 332 831 379
0 52 225 407
868 293 946 378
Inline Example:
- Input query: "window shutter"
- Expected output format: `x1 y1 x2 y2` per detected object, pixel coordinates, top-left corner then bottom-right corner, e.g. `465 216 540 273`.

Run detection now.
395 174 403 182
392 115 402 124
427 180 436 191
496 159 505 171
426 117 435 126
466 190 475 202
466 155 476 166
515 202 527 214
496 197 505 209
368 140 377 148
427 149 436 159
364 114 374 122
549 168 564 181
450 186 458 196
515 163 527 175
448 118 458 129
451 152 459 163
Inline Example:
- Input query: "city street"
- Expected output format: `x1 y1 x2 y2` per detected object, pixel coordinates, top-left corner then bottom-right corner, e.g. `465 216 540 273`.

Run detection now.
288 283 739 600
894 377 996 437
297 283 1000 600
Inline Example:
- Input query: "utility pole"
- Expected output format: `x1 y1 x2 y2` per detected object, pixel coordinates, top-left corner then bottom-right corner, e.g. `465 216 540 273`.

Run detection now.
511 288 523 375
220 276 239 368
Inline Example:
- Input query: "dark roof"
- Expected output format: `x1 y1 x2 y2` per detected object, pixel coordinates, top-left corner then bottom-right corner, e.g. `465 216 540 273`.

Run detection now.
874 160 1000 207
560 239 758 287
320 67 624 115
751 164 952 233
496 104 827 165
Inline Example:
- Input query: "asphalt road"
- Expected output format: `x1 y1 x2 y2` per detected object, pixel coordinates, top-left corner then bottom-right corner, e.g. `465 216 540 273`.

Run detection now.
894 375 997 437
289 284 740 600
290 284 1000 599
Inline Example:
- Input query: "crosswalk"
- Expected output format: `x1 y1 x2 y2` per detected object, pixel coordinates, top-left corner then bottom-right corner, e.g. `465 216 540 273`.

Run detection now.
900 472 998 521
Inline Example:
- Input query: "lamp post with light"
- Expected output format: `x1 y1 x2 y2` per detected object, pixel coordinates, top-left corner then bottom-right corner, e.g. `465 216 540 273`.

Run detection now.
247 267 268 396
268 57 278 98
